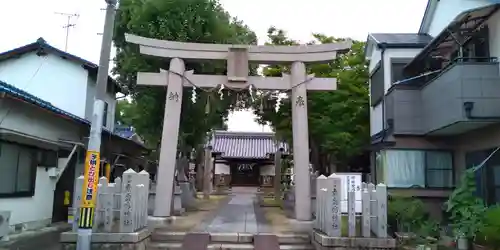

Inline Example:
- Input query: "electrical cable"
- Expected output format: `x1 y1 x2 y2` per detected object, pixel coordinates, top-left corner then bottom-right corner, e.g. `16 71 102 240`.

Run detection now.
161 69 317 114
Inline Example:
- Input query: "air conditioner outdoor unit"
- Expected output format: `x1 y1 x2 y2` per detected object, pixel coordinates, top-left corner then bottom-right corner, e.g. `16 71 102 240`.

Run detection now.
0 210 11 240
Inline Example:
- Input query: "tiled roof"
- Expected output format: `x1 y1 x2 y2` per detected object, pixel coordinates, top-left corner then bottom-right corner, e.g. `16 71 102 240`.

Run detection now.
0 38 123 93
369 33 433 47
210 130 288 159
0 80 145 149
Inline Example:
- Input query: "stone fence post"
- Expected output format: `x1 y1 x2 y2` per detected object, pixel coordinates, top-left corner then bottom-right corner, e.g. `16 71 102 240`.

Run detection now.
313 175 388 238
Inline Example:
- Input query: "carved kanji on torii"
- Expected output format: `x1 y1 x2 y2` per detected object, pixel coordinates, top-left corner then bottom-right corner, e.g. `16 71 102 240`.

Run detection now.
125 34 352 221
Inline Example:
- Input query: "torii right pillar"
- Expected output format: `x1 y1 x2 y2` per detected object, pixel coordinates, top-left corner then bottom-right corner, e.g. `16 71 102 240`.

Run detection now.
285 61 347 221
290 61 311 221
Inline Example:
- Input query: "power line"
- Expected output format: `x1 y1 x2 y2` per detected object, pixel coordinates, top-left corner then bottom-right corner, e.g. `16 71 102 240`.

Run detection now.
54 12 79 52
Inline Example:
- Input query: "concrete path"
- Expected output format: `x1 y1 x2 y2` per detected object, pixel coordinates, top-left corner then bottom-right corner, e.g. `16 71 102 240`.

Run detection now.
194 187 271 233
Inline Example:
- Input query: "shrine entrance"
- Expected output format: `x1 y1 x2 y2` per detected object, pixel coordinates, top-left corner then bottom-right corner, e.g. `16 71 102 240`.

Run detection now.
125 33 352 221
231 163 259 186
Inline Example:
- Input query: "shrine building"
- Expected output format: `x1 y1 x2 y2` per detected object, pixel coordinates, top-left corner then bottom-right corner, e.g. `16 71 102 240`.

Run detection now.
209 130 288 188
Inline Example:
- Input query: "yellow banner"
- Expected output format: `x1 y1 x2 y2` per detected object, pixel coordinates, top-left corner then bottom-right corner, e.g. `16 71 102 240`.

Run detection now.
81 151 100 208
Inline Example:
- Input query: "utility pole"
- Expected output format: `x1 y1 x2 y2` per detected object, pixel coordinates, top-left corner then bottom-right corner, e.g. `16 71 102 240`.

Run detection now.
76 1 117 250
54 12 79 52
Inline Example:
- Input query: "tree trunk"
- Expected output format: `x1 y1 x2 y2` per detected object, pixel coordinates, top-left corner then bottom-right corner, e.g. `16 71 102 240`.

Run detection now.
310 139 322 174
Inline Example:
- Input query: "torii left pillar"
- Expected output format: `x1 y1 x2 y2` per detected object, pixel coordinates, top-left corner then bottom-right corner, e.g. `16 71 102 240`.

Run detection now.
154 58 185 217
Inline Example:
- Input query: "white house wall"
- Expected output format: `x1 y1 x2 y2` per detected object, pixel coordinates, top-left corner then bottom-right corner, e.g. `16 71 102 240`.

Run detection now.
370 102 384 136
0 98 82 228
0 53 88 118
84 77 117 131
426 0 491 37
369 45 382 136
368 47 381 74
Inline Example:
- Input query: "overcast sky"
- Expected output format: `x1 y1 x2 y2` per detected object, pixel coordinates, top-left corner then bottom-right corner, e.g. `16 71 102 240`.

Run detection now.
0 0 428 132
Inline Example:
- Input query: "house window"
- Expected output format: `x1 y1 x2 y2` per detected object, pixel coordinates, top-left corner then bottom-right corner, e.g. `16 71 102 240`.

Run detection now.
102 102 108 127
0 141 37 197
38 149 58 167
391 60 412 84
375 149 453 188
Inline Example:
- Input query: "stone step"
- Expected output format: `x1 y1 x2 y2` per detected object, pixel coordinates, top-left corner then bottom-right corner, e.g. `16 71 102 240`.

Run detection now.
148 242 315 250
151 231 311 245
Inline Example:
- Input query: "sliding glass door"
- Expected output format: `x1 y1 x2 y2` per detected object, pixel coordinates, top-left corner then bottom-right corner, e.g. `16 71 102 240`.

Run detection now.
466 148 500 205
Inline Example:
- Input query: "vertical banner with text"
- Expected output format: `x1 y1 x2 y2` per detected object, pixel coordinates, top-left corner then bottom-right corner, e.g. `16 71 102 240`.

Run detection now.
80 151 101 208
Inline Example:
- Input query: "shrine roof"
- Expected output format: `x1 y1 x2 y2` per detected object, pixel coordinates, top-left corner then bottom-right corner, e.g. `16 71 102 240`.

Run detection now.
209 130 288 159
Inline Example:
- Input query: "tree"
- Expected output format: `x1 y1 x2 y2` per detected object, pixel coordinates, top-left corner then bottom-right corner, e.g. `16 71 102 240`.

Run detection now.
115 99 134 126
112 0 257 154
253 27 370 173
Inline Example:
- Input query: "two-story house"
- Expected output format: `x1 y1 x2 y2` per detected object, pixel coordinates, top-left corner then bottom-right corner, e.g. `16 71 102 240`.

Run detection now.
366 0 500 215
0 38 148 236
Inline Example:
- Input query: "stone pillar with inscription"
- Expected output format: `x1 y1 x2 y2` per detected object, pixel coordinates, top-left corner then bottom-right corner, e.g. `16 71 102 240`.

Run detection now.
290 61 312 221
362 185 371 237
328 174 342 237
154 58 185 217
347 175 356 237
376 184 388 237
72 176 84 231
120 169 137 232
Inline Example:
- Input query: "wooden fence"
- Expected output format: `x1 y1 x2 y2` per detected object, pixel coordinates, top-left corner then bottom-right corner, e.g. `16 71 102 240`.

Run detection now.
69 169 150 233
314 174 388 238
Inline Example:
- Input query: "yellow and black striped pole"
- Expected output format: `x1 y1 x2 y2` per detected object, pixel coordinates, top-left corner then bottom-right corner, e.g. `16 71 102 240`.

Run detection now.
78 151 101 229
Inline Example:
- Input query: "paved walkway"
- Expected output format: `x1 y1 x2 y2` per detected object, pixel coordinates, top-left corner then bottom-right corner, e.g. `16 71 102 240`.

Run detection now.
194 187 271 233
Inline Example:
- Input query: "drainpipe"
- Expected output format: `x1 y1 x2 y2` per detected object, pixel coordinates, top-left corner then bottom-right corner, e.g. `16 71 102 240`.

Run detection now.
463 101 500 120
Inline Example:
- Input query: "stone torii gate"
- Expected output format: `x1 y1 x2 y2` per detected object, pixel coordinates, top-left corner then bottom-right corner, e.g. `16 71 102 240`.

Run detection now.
125 34 352 221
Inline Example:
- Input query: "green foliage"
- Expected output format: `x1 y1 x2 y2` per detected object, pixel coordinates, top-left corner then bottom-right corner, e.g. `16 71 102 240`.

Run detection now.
388 196 429 232
476 205 500 248
253 28 369 171
388 196 439 246
112 0 257 152
445 168 486 239
416 220 440 239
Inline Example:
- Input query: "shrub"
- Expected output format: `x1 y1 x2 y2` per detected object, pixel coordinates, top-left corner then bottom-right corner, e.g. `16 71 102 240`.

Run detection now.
476 205 500 249
445 168 486 239
388 196 428 232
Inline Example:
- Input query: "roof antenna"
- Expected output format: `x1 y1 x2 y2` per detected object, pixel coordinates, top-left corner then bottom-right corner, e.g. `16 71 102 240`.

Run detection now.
54 12 79 52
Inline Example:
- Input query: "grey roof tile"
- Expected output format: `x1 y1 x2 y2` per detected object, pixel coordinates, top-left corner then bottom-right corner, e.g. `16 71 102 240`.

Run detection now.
210 131 288 159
